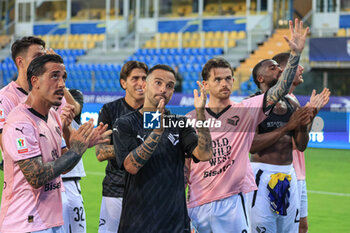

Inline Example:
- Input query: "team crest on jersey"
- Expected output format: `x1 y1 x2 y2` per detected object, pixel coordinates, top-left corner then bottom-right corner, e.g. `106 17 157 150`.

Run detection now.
227 115 240 126
0 108 5 122
168 133 179 146
16 137 28 154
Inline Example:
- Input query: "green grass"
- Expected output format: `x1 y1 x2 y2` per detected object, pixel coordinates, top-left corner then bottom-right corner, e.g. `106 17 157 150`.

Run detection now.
1 147 350 232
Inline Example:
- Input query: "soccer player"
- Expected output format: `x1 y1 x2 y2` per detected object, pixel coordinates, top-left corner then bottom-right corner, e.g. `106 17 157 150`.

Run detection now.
113 64 213 233
96 60 148 232
0 36 80 163
0 54 110 232
185 19 308 232
248 54 330 232
61 88 87 233
271 52 330 233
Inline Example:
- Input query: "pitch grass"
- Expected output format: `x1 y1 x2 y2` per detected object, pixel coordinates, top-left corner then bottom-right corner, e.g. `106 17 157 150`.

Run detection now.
0 147 349 232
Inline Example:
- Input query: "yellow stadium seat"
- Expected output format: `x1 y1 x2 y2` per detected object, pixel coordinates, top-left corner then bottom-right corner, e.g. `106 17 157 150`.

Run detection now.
183 32 191 40
87 41 95 49
229 31 238 39
92 34 99 41
337 28 346 37
189 40 200 48
237 31 246 39
160 33 169 40
214 31 223 39
204 40 212 48
97 34 105 41
228 39 236 47
205 31 215 39
192 32 200 40
169 32 177 40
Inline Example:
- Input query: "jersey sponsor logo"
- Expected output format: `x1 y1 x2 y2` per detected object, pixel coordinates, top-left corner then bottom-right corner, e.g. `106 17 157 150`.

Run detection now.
168 133 179 146
16 137 28 154
203 159 235 178
256 226 266 233
44 181 61 192
143 111 161 129
0 108 5 122
227 115 240 126
266 121 286 128
209 138 231 166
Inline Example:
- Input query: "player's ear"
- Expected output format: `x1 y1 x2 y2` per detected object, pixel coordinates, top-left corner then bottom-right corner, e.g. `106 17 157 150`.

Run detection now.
31 76 39 89
120 78 127 90
15 56 24 69
202 80 209 91
257 75 264 84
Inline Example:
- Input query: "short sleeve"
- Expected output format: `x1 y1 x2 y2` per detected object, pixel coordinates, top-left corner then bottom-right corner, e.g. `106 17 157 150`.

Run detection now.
112 118 139 170
179 116 199 162
98 104 112 130
0 95 16 132
98 105 114 144
3 122 41 162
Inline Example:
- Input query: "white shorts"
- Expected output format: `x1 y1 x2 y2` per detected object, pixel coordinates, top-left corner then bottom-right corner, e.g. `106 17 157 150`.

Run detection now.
31 226 65 233
249 163 300 233
98 196 123 233
188 193 250 233
297 179 308 218
62 179 86 233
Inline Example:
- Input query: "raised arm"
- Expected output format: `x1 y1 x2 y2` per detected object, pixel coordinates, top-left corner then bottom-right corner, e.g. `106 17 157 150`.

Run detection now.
266 19 309 109
293 88 330 151
191 81 212 161
122 100 165 175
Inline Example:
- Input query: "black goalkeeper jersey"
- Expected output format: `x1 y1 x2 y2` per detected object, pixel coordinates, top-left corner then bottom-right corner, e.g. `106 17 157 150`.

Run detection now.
97 98 136 198
113 110 198 233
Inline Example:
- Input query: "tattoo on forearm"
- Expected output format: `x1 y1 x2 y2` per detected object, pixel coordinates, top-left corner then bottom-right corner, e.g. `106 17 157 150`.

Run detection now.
266 54 300 107
129 132 161 170
70 139 87 156
195 109 213 152
96 144 115 161
17 150 82 189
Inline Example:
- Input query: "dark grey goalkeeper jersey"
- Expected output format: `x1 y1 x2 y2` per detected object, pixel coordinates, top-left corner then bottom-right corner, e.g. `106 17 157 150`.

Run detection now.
113 110 199 233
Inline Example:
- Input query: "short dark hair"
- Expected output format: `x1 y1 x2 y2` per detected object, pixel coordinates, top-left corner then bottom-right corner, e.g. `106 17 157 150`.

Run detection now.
68 89 84 125
252 59 270 88
120 61 148 90
27 54 64 91
272 52 290 69
202 58 233 81
11 36 46 65
148 64 176 78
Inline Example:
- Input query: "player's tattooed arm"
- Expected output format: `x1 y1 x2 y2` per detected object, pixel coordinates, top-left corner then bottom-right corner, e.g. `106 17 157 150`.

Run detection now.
192 108 212 161
266 19 309 109
123 131 162 175
96 143 115 161
266 54 299 108
17 148 82 189
192 81 213 161
17 120 95 188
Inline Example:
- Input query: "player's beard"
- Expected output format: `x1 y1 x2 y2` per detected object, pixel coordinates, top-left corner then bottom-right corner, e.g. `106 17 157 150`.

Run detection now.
268 79 278 88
